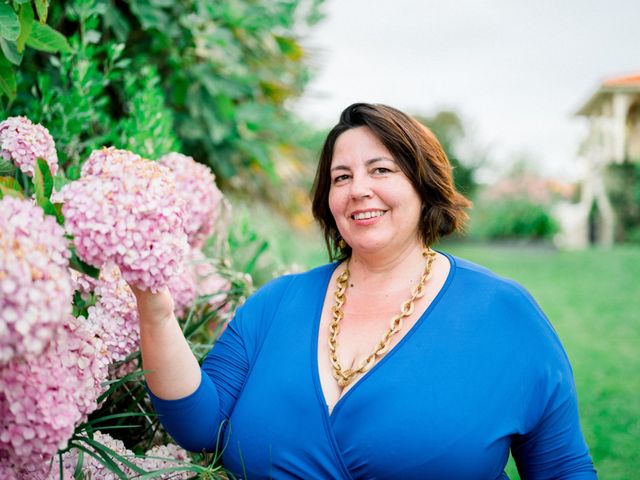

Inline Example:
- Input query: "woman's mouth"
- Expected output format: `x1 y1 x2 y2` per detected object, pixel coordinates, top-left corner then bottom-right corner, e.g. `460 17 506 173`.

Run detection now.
351 210 387 220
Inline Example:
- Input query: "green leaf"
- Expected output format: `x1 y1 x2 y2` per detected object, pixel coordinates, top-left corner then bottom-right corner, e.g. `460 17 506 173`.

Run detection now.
53 174 72 191
0 62 15 99
0 175 24 198
26 21 71 53
33 159 63 224
69 249 100 279
0 38 22 65
102 6 130 42
34 157 53 201
79 412 153 429
0 156 16 175
78 437 148 476
34 0 49 23
0 3 19 41
73 449 84 480
67 442 130 480
129 0 169 30
16 2 34 53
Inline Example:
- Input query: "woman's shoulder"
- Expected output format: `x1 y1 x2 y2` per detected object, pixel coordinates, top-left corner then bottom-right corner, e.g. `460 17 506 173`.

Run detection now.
242 262 338 309
445 252 538 306
444 252 567 354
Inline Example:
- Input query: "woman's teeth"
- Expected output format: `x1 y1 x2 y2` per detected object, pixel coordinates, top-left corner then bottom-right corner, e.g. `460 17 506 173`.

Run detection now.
352 211 385 220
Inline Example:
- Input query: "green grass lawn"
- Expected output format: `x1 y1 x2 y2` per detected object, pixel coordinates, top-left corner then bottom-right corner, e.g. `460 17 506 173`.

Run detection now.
439 243 640 479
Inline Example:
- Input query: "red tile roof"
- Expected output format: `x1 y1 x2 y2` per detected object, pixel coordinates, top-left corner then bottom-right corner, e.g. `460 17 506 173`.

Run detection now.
602 73 640 87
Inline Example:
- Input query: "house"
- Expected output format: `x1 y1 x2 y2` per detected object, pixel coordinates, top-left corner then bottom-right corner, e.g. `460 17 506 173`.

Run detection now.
553 73 640 249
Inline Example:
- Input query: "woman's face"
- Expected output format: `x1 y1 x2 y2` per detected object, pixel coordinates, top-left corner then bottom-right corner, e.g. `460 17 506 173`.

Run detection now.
328 126 423 257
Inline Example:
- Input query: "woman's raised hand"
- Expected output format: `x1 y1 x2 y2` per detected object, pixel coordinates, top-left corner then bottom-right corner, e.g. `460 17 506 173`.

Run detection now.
129 285 175 326
129 284 201 399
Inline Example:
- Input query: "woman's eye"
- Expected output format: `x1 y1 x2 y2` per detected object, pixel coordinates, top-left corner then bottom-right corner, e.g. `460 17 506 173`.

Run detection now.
333 174 350 183
373 167 392 174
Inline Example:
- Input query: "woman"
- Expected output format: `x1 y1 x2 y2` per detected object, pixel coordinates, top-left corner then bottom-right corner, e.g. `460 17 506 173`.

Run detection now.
137 103 597 479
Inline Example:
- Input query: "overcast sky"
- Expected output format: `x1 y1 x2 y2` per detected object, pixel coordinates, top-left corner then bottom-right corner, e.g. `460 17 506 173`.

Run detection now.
294 0 640 181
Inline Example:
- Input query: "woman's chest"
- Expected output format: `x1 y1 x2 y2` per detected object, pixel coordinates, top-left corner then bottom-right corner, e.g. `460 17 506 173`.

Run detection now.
317 294 427 412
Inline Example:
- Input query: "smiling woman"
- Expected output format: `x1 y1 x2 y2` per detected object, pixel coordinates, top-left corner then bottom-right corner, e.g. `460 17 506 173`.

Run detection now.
137 103 598 479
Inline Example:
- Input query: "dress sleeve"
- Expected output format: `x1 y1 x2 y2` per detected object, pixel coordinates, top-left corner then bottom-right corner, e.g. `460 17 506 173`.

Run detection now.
509 289 597 479
146 275 291 453
146 305 251 452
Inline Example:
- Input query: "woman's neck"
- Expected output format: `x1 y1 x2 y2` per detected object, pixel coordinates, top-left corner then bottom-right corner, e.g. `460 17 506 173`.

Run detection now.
346 241 428 289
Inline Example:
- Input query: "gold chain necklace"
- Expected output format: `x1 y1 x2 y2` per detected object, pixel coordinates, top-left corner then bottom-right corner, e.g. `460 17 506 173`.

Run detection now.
328 247 437 387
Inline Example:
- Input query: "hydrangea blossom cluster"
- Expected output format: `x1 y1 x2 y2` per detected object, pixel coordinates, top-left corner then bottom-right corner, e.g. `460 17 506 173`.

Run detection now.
0 116 58 176
167 247 233 319
0 317 109 471
159 152 224 248
167 263 197 318
0 197 72 365
82 263 140 363
191 248 232 313
59 147 188 292
136 442 192 479
44 432 191 479
85 263 140 363
49 431 136 479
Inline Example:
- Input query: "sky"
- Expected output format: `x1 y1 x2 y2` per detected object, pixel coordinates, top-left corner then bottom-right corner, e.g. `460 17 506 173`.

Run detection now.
294 0 640 181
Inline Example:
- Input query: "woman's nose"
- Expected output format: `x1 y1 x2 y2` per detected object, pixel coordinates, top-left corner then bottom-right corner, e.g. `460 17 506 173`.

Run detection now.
349 175 373 199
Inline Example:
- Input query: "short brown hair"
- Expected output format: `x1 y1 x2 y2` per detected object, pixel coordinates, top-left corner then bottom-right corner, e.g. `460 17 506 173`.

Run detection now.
311 103 471 260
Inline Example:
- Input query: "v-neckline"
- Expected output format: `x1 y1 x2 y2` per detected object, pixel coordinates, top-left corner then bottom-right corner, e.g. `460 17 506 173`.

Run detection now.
310 252 457 419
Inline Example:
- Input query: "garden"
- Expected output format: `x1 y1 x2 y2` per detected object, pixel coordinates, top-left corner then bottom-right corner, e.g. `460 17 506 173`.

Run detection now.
1 0 638 478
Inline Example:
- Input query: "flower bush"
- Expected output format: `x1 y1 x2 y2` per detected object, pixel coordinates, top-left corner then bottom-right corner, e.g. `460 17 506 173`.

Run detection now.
0 117 246 478
0 197 72 365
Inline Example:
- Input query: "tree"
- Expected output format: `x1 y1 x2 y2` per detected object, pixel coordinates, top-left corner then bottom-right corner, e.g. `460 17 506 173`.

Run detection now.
415 110 478 198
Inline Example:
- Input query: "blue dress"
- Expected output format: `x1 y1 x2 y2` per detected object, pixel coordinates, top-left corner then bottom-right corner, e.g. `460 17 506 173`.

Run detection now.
148 253 597 479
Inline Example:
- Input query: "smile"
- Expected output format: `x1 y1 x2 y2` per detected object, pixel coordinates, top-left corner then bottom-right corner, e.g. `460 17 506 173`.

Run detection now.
351 210 387 220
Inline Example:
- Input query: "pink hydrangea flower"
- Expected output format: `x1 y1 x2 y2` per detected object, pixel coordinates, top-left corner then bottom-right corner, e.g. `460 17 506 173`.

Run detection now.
59 147 189 293
50 431 137 479
137 442 192 479
159 152 223 248
108 357 140 381
85 263 140 363
0 197 72 365
167 247 233 318
0 317 109 470
0 116 58 176
191 248 232 313
38 432 192 479
167 262 197 318
80 146 140 178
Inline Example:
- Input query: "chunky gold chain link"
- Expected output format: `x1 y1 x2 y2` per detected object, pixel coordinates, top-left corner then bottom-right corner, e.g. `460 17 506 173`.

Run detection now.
328 248 437 387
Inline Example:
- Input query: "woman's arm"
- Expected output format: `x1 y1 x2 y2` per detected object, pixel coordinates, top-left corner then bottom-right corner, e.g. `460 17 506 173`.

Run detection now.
511 375 597 479
132 286 200 399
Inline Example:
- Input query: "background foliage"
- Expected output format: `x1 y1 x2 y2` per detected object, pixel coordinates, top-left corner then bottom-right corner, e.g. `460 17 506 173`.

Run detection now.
605 162 640 243
1 0 323 211
415 110 479 198
470 197 559 241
